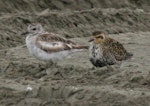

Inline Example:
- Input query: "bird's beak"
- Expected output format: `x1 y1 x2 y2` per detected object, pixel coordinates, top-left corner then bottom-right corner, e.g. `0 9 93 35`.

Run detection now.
88 38 94 42
21 31 29 36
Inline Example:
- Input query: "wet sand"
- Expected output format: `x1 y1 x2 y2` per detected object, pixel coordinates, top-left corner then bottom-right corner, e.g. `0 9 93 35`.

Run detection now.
0 0 150 106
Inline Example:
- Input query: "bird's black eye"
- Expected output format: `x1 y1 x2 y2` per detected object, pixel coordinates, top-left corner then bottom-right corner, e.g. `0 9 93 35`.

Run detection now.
32 28 36 30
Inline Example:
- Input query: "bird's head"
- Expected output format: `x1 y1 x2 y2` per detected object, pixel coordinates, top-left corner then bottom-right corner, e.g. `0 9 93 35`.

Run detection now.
22 23 44 36
89 31 106 44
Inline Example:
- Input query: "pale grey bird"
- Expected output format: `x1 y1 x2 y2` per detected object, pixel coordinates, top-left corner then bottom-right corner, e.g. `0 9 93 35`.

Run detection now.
22 23 89 63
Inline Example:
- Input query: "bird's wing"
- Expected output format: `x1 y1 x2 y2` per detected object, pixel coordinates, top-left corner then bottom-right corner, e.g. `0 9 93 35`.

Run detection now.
38 33 76 44
106 38 127 61
35 33 75 53
102 46 117 65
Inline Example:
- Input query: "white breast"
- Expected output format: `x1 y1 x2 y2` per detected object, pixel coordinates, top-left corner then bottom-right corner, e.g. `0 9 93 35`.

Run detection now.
25 36 70 61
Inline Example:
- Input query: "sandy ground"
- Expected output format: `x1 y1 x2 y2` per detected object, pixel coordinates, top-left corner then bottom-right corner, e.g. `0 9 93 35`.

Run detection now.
0 0 150 106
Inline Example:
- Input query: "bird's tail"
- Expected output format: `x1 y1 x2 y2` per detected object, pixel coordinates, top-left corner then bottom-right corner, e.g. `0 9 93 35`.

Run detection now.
72 45 89 50
126 52 133 59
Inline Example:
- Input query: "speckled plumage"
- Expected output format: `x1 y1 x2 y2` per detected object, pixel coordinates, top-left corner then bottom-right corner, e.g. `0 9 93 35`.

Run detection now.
89 31 133 67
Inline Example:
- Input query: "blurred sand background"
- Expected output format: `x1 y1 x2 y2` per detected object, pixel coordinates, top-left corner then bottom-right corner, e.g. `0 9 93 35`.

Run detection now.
0 0 150 106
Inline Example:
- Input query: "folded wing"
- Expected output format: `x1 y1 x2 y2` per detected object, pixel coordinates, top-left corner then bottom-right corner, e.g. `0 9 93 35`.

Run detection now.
35 33 75 53
105 38 127 61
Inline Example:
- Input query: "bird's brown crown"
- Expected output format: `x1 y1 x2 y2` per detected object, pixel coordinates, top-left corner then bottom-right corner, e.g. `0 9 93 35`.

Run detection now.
91 31 106 44
92 31 104 36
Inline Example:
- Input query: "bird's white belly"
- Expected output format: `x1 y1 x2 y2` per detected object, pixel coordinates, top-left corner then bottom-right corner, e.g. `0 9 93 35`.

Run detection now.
26 37 69 61
28 44 70 61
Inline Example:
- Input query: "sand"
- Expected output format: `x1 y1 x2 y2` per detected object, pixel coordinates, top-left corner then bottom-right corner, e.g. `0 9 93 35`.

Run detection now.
0 0 150 106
